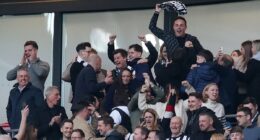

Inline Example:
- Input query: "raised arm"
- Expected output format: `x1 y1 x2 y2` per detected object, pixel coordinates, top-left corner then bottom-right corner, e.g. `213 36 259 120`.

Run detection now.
14 105 29 140
149 4 165 40
107 34 116 63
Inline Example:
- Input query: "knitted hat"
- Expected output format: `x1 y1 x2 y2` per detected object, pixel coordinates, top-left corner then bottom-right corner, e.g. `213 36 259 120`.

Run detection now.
197 49 214 62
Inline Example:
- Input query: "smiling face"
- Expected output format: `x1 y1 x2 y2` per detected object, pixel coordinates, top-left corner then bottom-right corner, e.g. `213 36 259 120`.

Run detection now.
114 53 127 69
199 115 213 131
17 69 30 88
173 19 187 37
205 85 219 101
188 96 202 111
121 70 132 85
24 45 38 61
47 88 61 106
170 117 182 136
60 122 73 139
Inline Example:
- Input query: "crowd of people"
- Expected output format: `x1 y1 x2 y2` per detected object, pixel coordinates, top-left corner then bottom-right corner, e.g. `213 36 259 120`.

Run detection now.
1 4 260 140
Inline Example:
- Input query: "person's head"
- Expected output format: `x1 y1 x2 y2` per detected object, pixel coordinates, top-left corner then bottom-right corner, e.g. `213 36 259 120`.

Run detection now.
24 40 38 61
231 50 241 58
159 44 167 60
128 44 143 61
252 39 260 55
76 42 92 61
240 40 252 57
230 126 244 140
45 86 61 107
236 107 252 127
133 126 149 140
202 83 219 102
97 115 114 136
60 119 74 139
71 129 85 140
87 54 102 72
210 133 225 140
188 93 203 111
121 68 132 85
74 100 92 120
142 108 159 130
16 68 30 87
217 54 234 68
113 49 127 69
169 116 183 136
197 49 214 63
199 112 215 132
114 125 128 138
242 97 258 118
173 16 187 37
147 130 165 140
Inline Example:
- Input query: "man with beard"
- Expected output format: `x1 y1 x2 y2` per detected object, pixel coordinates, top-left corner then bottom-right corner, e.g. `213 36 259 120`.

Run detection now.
60 119 73 140
190 112 220 140
166 116 189 140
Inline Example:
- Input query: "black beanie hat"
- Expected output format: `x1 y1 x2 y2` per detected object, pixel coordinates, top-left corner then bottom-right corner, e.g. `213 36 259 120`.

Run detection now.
197 49 214 62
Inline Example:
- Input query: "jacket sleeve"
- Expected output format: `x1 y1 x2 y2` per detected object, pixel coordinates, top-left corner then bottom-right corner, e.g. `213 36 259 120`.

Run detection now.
62 61 74 82
30 61 50 78
128 92 139 111
107 43 115 63
149 12 165 40
6 65 20 81
6 94 12 123
85 68 107 95
138 92 156 111
145 41 158 68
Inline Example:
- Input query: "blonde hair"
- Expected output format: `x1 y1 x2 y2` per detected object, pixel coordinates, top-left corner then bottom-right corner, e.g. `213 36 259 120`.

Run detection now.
210 133 225 140
202 83 219 102
141 108 160 131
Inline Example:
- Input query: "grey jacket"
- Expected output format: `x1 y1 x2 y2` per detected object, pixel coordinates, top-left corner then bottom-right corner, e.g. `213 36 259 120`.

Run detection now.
6 58 50 92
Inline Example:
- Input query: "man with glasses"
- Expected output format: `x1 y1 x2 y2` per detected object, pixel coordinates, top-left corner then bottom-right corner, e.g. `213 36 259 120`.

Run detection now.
242 97 260 127
236 107 260 140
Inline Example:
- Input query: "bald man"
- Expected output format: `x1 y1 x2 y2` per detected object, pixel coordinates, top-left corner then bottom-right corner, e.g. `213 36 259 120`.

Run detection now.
71 54 113 112
166 117 189 140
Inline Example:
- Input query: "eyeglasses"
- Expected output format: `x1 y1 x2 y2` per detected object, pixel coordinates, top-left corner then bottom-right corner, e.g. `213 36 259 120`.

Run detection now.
236 115 247 118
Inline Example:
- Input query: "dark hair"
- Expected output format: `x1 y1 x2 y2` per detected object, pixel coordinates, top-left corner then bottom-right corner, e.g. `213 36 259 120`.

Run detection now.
98 115 114 128
129 44 143 54
241 40 252 69
60 119 73 128
149 130 165 140
232 49 242 56
230 126 243 134
24 40 38 50
188 93 203 100
237 107 252 118
76 42 91 52
135 126 149 138
242 97 258 107
113 49 128 58
174 16 187 26
72 129 85 138
199 112 214 120
74 100 91 114
197 49 214 62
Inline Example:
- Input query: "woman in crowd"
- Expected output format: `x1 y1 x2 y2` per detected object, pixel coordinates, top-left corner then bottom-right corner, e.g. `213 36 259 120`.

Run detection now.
140 108 161 131
235 39 260 106
201 83 227 128
105 68 135 113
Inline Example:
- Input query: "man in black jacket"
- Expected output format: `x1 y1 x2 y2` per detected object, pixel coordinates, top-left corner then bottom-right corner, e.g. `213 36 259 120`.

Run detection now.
97 116 124 140
36 86 68 140
185 93 223 137
72 54 113 112
6 68 44 129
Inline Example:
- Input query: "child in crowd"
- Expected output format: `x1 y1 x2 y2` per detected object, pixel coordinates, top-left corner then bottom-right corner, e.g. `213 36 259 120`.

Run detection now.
183 49 219 93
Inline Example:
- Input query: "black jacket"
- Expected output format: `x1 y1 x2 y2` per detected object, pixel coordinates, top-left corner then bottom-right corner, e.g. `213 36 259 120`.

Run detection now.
6 82 44 129
35 101 68 140
72 65 107 111
105 130 124 140
185 107 223 137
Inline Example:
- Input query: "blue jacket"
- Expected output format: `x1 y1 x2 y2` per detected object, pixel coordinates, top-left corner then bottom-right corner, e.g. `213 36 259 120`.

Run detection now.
6 82 44 129
186 62 219 93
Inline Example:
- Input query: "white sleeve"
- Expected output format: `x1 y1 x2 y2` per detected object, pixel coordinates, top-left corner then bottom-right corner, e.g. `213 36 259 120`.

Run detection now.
109 110 122 125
